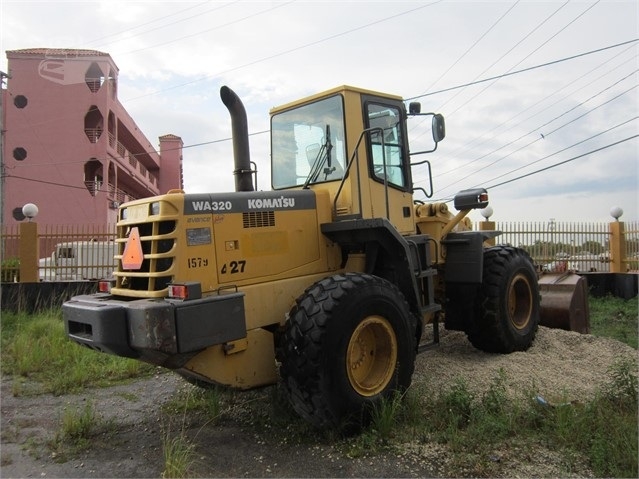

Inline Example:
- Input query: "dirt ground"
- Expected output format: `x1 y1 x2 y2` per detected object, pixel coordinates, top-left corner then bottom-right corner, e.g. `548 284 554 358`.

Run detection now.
1 326 636 478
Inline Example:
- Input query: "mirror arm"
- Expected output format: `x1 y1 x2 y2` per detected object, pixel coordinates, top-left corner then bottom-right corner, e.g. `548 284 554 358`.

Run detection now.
409 143 438 161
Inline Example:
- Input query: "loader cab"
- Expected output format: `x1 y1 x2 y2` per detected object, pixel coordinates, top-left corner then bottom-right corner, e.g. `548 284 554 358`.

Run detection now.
270 86 423 234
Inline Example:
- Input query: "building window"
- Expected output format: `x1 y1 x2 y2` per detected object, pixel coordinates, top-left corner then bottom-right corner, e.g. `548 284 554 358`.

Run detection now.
13 147 27 161
84 106 104 143
84 159 104 196
85 62 105 93
14 95 28 108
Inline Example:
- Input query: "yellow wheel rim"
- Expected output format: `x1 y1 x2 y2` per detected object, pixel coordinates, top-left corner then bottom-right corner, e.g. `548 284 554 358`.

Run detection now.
508 273 533 330
346 316 397 396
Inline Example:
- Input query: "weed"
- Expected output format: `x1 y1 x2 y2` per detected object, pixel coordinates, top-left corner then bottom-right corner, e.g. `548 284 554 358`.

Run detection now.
439 377 474 430
343 429 380 459
603 356 638 404
481 368 508 414
369 392 403 440
116 391 139 402
58 401 96 445
161 385 223 422
51 401 114 455
161 431 196 479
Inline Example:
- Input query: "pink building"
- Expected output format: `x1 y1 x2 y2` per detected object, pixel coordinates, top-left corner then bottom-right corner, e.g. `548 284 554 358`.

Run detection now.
1 48 183 226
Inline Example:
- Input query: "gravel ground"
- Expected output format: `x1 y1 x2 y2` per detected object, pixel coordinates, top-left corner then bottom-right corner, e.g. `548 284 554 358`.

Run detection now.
1 326 636 478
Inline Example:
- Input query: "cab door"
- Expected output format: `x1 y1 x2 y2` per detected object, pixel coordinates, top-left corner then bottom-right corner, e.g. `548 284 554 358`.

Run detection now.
363 97 415 235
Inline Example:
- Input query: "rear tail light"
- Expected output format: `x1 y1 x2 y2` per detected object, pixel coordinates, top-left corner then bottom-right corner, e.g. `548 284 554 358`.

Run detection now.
98 280 114 293
168 282 202 300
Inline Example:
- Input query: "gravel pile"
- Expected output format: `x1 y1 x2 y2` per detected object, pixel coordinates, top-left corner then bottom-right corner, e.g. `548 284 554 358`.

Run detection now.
414 326 637 403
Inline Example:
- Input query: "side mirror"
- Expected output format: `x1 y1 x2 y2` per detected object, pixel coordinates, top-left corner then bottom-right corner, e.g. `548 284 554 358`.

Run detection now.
432 114 445 143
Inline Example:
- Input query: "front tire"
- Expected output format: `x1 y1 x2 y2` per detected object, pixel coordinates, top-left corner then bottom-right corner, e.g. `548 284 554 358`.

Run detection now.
466 246 540 353
277 273 417 430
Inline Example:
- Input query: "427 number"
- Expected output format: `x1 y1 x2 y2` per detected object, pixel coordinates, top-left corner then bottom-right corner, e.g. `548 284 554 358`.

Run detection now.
221 260 246 274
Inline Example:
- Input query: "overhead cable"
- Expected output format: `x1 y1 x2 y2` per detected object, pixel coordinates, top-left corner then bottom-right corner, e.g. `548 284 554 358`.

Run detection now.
405 38 639 101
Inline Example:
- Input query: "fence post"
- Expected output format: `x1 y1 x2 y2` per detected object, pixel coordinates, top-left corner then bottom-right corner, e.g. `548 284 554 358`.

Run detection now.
19 221 39 282
478 206 496 246
609 219 626 273
479 220 496 246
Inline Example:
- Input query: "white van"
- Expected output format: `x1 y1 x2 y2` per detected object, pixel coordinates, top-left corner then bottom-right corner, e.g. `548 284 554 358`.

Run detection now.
39 241 118 281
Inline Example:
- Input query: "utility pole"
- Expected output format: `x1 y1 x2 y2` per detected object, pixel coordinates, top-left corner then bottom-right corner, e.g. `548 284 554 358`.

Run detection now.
0 70 11 228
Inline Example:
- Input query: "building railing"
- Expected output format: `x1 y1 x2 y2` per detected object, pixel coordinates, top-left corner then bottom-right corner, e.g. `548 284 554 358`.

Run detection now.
1 219 637 283
107 182 138 204
106 138 158 191
84 128 102 143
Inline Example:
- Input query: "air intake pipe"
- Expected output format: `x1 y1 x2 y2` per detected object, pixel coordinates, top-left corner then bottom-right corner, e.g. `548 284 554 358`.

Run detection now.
220 85 254 192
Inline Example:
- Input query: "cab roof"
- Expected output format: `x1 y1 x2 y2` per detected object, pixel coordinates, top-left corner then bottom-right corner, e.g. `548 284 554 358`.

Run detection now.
269 85 404 115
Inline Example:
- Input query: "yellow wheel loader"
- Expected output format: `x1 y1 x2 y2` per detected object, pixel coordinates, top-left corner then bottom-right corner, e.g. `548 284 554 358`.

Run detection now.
63 85 589 429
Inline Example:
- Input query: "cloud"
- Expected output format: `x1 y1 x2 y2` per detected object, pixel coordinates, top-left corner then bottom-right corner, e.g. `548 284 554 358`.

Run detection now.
2 0 637 222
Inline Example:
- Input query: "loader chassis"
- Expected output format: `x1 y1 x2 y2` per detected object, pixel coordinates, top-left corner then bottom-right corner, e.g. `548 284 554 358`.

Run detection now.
63 85 545 429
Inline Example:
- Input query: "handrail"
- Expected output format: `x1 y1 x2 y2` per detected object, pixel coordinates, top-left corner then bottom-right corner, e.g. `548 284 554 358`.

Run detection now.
332 127 387 220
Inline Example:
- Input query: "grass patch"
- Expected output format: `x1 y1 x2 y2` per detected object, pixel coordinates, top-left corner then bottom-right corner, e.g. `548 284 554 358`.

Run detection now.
1 309 154 395
589 295 638 348
353 363 638 478
161 385 224 421
161 432 196 478
50 401 116 460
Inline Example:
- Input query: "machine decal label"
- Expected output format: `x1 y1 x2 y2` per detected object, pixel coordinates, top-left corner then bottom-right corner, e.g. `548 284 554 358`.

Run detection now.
220 260 246 275
186 227 212 246
247 196 295 209
187 216 211 223
190 200 233 212
183 190 316 215
187 257 209 268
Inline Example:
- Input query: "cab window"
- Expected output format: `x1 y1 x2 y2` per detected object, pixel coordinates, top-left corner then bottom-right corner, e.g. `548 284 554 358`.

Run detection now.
366 103 406 189
271 95 347 189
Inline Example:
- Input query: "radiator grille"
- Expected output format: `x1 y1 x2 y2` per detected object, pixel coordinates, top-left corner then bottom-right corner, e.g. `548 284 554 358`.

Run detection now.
115 219 176 293
243 211 275 228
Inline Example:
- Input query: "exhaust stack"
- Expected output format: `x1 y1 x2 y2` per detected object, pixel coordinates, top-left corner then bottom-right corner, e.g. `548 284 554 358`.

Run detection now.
220 86 254 192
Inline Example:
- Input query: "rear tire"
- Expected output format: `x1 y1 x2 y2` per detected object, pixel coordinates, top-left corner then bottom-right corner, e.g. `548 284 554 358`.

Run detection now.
277 273 417 430
466 246 540 353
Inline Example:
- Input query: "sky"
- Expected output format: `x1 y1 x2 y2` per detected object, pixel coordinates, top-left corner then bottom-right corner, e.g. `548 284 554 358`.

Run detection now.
1 0 637 223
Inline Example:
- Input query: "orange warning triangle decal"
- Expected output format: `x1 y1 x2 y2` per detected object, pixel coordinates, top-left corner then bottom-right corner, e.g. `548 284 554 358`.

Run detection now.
122 227 144 270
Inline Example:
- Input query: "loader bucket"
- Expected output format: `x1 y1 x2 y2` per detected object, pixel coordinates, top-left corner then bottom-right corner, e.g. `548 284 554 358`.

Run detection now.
538 272 590 334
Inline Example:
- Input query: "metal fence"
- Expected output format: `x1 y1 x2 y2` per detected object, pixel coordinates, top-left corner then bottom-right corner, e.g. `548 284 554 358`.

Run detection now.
479 220 639 273
1 219 637 283
1 223 116 282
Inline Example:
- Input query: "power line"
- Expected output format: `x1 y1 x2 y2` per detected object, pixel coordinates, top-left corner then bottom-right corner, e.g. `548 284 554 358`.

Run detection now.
477 116 638 187
1 174 94 192
430 82 638 195
417 71 638 192
409 0 570 140
84 0 222 47
405 38 639 101
124 1 443 101
485 135 638 190
428 135 638 203
418 45 637 171
442 0 597 118
118 1 294 56
415 0 522 101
